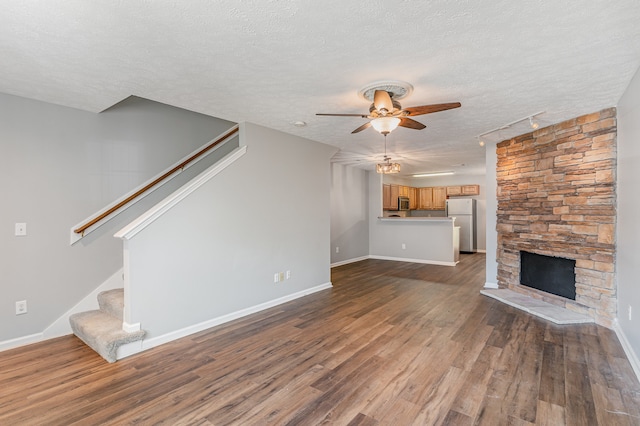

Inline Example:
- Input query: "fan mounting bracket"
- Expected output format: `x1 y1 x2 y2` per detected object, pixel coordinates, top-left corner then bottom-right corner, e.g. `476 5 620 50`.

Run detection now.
358 80 414 102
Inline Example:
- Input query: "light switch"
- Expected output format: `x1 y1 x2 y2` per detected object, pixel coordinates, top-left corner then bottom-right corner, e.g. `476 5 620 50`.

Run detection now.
15 223 27 236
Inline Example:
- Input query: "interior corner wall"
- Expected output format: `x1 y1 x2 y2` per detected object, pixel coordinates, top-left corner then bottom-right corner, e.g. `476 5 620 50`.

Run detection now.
0 93 234 344
485 143 498 287
617 65 640 359
123 123 337 340
330 164 370 264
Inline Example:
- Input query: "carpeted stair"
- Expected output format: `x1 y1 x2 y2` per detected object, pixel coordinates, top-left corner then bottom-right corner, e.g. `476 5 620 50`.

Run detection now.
69 289 146 363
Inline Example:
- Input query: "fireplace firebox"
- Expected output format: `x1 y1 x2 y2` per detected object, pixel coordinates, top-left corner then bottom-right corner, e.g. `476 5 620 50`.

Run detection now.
520 251 576 300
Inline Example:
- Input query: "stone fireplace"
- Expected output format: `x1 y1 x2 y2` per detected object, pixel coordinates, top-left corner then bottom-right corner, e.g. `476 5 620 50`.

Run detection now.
496 108 617 327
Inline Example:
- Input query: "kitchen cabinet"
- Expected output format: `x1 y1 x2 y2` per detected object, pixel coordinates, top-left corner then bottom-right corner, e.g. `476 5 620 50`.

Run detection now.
418 187 433 209
446 185 480 196
383 184 393 210
409 187 418 210
432 186 447 209
383 184 401 210
417 186 446 210
446 186 462 196
399 186 409 197
462 185 480 195
390 185 400 204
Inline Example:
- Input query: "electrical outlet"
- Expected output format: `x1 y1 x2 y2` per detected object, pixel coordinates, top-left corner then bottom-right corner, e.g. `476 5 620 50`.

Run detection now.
15 223 27 236
402 243 406 250
286 270 291 279
629 305 633 321
16 300 27 315
274 273 280 283
279 272 285 282
336 247 339 253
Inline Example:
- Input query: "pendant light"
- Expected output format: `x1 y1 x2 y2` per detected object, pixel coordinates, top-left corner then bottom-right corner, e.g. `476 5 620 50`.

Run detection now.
376 134 401 174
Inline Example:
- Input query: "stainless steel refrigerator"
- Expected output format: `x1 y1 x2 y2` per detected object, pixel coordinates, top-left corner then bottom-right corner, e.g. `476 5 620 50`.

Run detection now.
446 198 477 253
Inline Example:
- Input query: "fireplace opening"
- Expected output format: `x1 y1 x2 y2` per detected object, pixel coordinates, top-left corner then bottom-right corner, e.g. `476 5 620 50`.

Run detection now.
520 251 576 300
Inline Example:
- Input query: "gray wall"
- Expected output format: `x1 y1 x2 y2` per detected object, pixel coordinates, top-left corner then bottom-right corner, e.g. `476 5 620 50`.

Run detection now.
0 94 234 343
122 123 337 339
617 66 640 360
330 164 369 264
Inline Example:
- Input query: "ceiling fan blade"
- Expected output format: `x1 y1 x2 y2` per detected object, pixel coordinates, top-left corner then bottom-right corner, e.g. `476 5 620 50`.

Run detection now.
351 122 372 134
373 90 394 113
404 102 461 116
316 113 369 117
399 117 426 130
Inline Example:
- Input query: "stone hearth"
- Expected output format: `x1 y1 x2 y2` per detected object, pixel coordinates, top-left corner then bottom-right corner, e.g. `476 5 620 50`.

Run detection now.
496 108 617 327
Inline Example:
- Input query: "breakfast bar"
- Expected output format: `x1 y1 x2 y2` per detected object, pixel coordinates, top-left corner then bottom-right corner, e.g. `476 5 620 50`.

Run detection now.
370 217 460 265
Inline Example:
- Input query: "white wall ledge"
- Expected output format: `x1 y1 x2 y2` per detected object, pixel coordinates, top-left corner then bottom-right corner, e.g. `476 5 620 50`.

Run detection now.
377 217 454 222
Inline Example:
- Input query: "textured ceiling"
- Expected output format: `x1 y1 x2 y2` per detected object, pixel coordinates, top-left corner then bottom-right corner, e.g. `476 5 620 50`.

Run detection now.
2 1 640 177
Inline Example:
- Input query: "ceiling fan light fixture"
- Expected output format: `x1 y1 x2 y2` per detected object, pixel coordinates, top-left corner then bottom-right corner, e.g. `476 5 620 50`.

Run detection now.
371 117 401 135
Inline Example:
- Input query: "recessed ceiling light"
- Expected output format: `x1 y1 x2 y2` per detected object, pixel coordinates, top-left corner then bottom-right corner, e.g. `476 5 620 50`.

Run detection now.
293 121 307 127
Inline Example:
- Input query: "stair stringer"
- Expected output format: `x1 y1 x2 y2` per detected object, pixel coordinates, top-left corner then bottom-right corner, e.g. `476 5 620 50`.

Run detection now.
42 268 124 340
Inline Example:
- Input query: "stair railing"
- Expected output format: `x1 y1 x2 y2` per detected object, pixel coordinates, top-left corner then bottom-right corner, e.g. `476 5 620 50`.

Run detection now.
70 125 239 244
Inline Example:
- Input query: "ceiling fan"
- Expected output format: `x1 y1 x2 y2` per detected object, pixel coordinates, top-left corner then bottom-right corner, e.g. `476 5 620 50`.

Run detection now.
317 89 461 135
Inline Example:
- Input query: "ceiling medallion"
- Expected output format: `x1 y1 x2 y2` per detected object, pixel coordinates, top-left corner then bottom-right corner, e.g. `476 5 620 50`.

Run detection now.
358 80 414 102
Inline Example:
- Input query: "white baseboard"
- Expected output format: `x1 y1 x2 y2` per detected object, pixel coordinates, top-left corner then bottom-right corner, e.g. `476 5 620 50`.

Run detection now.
476 249 487 253
118 281 333 360
369 255 457 267
0 333 44 352
331 256 370 268
117 340 143 360
613 320 640 383
484 281 499 289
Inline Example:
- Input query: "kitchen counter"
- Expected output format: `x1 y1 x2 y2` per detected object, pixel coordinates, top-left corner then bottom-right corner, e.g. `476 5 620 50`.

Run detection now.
370 215 460 266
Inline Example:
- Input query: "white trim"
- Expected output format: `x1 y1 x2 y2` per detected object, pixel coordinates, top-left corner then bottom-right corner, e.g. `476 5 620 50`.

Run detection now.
0 333 44 352
484 281 499 289
476 249 487 253
122 282 333 357
116 340 143 360
613 320 640 383
331 256 370 268
369 255 457 267
115 145 247 240
122 322 141 333
71 126 240 244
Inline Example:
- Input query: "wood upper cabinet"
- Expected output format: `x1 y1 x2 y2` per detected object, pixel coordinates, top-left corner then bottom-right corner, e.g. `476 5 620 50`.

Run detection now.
462 184 480 195
432 186 446 210
390 185 400 209
418 187 433 209
399 186 409 197
446 186 462 196
446 184 480 196
383 184 392 210
409 187 418 210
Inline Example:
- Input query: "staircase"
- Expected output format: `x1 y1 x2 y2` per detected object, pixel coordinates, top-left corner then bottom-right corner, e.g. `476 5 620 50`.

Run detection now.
69 289 145 363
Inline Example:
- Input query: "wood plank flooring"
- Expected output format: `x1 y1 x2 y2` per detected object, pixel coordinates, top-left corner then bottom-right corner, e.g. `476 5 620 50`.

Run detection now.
1 254 640 425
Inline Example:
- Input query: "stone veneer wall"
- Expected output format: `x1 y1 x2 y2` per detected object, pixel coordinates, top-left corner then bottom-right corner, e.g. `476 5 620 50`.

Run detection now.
496 108 616 327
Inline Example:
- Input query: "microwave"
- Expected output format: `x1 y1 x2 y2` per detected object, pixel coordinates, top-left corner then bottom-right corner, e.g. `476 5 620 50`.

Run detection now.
398 196 410 211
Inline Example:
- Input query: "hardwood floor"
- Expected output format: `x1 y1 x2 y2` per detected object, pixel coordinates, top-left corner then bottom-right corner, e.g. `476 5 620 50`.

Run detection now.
1 254 639 425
